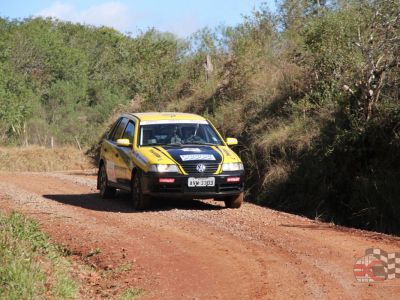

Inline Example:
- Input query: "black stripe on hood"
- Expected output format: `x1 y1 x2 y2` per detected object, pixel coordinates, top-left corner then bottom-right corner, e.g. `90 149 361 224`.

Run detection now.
161 145 222 164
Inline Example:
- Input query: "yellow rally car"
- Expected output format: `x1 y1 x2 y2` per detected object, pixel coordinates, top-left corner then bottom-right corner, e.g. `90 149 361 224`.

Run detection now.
97 112 244 209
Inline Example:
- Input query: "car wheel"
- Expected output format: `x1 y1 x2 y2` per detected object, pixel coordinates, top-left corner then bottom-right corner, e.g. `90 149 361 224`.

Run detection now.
98 164 116 198
131 172 152 210
224 192 243 209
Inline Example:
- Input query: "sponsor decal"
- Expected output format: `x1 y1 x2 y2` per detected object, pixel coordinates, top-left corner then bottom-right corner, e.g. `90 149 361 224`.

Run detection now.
181 148 202 152
149 149 162 158
221 147 232 157
180 154 216 161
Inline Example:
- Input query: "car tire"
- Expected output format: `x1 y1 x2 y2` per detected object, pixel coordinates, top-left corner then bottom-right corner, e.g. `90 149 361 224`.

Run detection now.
224 192 243 209
98 164 116 199
131 171 152 210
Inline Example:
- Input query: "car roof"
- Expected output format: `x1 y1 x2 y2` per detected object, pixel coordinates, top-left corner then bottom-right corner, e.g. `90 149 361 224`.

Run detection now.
126 112 207 122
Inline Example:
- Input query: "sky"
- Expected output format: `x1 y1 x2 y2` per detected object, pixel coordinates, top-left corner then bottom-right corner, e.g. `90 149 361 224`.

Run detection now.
0 0 276 37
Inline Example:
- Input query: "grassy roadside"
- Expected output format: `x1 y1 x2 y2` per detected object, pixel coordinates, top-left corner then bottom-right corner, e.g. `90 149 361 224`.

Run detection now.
0 210 78 299
0 209 145 300
0 146 94 172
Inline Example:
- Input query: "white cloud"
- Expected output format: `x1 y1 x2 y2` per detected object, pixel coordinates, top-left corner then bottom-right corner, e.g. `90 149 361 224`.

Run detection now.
37 1 138 33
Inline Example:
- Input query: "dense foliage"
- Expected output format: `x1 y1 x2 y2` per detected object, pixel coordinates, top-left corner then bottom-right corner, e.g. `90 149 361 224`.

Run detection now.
1 0 399 233
0 19 183 146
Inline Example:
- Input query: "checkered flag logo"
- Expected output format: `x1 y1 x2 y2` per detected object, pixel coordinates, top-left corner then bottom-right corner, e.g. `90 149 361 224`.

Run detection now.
365 248 400 280
354 248 400 282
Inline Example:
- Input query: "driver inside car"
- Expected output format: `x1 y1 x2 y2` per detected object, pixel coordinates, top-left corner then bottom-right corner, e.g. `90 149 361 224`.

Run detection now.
182 126 195 142
184 125 205 143
170 125 182 144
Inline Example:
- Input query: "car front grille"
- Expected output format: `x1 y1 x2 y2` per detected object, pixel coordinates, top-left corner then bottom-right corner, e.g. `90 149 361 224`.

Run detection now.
180 162 220 175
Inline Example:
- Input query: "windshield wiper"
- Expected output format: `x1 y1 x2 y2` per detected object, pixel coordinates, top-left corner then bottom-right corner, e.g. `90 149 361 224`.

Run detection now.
165 142 183 147
143 143 168 146
146 142 183 147
183 141 217 146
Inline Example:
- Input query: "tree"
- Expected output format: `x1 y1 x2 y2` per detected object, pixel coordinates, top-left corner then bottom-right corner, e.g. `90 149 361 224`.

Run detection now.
351 0 400 121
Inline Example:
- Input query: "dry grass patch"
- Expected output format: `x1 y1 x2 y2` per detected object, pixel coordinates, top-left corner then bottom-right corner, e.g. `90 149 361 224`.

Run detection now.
258 117 320 155
262 161 292 187
0 146 93 172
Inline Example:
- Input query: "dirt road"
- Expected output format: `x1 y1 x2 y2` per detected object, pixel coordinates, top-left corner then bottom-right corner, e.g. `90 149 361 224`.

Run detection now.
0 171 399 299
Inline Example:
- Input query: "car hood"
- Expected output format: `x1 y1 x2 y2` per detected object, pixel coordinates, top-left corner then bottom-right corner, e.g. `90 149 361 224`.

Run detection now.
160 145 223 164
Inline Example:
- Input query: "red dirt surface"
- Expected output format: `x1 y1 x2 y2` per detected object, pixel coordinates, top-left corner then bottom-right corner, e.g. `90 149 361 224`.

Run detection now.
1 171 400 299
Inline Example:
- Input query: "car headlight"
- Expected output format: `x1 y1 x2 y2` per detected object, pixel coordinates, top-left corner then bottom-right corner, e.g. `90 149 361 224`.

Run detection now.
149 164 179 173
222 162 244 172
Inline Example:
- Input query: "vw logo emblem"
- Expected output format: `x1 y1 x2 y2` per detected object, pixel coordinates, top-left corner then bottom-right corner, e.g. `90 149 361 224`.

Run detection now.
196 164 206 173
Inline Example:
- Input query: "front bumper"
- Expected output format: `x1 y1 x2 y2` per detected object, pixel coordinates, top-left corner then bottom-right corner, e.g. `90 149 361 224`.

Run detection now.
141 171 245 199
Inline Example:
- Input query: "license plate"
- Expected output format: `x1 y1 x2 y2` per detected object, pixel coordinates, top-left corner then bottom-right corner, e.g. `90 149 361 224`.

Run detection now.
188 177 215 187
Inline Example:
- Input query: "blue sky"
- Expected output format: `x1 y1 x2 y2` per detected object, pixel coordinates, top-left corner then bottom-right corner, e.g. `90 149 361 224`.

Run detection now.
0 0 276 37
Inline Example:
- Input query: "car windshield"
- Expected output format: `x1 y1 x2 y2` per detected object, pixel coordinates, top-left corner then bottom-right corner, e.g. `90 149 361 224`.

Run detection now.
139 121 223 146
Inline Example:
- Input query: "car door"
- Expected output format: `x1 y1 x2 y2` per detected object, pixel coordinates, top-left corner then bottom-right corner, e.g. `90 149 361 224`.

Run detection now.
102 118 121 183
116 120 136 189
104 117 129 184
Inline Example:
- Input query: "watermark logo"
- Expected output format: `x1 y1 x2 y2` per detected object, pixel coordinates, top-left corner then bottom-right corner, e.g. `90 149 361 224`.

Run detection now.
354 248 400 282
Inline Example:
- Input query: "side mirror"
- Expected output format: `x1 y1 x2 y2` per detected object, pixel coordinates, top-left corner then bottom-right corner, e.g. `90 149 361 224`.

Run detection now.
226 137 238 146
116 138 132 147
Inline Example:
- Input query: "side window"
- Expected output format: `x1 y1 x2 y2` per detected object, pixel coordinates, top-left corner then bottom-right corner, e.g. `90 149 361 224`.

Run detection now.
111 118 129 142
107 118 122 140
122 121 135 144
